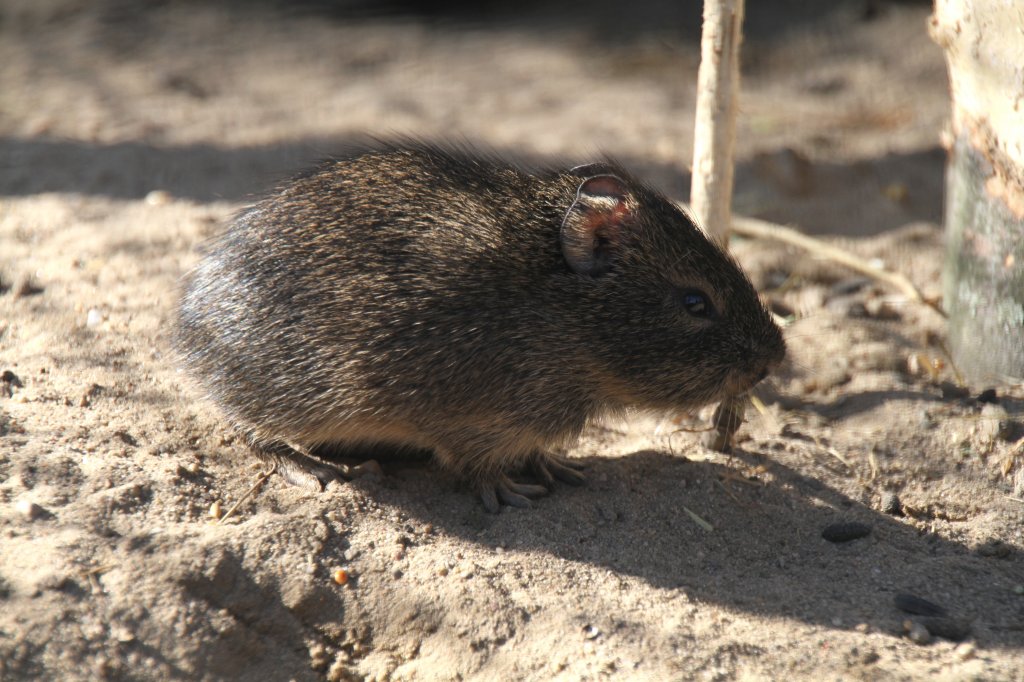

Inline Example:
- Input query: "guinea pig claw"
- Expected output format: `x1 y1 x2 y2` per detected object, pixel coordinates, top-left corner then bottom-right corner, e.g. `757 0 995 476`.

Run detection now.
533 454 586 487
480 478 549 513
278 461 345 491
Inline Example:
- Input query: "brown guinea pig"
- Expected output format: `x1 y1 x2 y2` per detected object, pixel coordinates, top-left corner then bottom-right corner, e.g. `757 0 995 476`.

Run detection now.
176 142 785 512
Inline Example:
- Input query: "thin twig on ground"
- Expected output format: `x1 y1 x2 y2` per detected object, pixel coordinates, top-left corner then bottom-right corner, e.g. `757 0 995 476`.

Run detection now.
729 214 946 318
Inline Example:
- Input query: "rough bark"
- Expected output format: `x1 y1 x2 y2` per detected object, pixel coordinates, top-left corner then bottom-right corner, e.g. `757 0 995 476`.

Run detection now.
931 0 1024 382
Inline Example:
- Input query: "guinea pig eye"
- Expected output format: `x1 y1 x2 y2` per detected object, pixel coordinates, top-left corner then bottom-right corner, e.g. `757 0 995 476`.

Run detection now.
676 289 716 319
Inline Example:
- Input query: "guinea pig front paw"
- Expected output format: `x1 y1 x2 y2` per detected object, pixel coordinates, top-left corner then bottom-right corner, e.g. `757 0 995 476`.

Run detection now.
478 476 549 514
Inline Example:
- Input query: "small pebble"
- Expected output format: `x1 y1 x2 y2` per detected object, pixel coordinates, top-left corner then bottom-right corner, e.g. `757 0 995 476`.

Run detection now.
145 190 172 206
880 492 903 516
905 620 931 645
208 500 222 520
821 521 872 543
583 624 601 640
954 642 976 661
86 308 104 327
15 500 44 520
333 569 350 585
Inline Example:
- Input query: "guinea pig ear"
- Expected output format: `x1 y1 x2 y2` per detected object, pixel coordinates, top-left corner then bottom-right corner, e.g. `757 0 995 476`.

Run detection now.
560 175 634 277
569 162 618 177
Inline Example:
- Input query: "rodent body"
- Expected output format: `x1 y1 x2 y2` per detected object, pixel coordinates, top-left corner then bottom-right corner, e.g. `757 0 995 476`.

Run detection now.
176 142 785 511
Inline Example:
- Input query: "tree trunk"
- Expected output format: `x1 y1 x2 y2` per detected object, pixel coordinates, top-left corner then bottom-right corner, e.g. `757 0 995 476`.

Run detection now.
931 0 1024 382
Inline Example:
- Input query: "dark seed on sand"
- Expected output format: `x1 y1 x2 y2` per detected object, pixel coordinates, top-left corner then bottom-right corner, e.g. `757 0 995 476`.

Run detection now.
894 593 947 617
821 522 871 543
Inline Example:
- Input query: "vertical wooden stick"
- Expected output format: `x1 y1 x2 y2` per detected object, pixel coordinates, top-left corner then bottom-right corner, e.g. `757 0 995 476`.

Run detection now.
692 0 746 451
690 0 745 246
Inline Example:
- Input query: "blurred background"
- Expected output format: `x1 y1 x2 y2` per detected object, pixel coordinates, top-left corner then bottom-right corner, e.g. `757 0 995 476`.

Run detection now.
1 0 944 235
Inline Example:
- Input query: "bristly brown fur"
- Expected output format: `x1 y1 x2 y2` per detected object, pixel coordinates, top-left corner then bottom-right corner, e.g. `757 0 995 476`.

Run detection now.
175 140 785 506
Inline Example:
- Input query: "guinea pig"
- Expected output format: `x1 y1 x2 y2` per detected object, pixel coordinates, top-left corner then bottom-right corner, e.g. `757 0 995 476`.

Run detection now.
176 142 785 512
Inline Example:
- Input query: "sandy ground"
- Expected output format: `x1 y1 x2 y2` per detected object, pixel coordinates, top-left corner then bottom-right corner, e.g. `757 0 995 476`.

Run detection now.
2 1 1023 679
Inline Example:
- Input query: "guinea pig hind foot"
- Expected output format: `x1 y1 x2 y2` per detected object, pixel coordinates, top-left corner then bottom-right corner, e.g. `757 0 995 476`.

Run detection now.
479 476 549 514
250 440 349 491
530 452 586 488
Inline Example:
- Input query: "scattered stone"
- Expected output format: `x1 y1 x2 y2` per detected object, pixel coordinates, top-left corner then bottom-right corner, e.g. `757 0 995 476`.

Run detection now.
880 492 903 516
821 521 872 543
15 499 44 520
86 308 104 327
208 500 222 520
583 624 601 640
905 620 931 645
894 593 947 617
145 190 172 206
954 642 976 661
